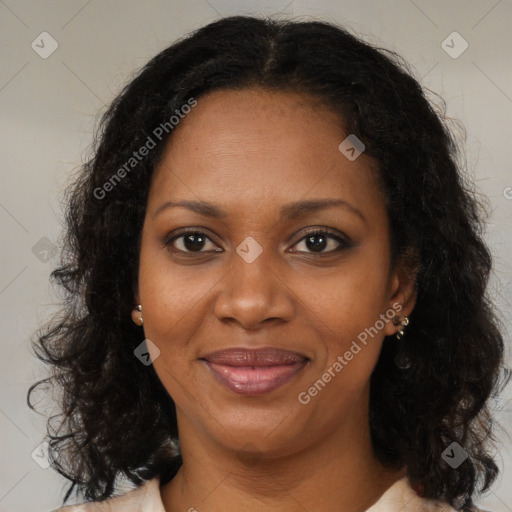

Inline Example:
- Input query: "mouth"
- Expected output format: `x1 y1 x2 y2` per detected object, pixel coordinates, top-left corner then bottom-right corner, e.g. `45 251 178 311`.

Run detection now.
200 347 309 396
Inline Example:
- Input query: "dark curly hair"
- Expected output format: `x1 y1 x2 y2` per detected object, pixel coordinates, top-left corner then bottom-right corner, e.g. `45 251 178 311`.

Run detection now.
28 15 510 510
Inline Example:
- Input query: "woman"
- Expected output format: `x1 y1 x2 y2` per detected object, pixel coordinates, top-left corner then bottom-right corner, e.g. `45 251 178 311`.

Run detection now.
28 15 508 512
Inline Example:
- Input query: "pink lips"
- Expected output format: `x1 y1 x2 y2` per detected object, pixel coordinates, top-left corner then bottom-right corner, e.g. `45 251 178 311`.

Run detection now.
201 348 309 395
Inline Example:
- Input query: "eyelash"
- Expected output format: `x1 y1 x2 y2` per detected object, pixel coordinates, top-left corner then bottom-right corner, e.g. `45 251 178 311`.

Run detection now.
163 228 351 256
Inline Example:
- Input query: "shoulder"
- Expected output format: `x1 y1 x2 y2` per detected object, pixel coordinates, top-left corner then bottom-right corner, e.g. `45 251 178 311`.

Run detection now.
366 476 493 512
51 478 165 512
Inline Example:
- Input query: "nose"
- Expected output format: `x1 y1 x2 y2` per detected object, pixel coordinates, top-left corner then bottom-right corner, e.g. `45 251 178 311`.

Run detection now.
213 245 295 330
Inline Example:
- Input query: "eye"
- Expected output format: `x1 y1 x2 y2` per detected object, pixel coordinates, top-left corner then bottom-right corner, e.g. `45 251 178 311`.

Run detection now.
164 230 221 254
291 228 351 255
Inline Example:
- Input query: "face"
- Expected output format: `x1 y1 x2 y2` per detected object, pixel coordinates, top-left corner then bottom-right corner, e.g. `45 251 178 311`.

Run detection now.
136 87 415 457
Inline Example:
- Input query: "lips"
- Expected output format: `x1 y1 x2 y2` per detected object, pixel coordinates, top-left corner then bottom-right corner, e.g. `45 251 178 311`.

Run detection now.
201 347 309 395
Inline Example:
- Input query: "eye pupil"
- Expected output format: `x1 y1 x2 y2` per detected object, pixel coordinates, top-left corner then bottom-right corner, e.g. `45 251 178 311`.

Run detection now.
184 233 206 251
306 234 327 252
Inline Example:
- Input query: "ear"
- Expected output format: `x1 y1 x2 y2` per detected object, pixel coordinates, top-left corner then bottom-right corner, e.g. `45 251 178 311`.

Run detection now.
383 249 419 337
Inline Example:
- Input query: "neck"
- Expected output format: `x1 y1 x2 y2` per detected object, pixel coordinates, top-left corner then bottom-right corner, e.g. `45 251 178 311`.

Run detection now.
160 396 406 512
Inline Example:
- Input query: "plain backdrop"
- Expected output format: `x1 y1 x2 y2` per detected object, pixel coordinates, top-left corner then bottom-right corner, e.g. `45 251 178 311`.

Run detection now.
1 1 511 511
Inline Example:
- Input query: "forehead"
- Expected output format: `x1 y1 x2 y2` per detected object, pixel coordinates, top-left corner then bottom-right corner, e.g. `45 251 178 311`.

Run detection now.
148 87 384 220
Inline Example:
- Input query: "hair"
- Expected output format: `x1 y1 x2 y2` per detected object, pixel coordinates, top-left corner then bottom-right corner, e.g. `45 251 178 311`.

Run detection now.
28 15 510 510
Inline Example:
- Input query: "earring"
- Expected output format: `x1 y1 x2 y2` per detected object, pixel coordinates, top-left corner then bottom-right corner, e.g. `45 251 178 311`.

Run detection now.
131 304 143 326
393 316 409 340
393 316 411 369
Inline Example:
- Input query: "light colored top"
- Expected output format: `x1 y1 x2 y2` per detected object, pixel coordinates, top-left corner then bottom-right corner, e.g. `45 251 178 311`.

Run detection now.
52 475 489 512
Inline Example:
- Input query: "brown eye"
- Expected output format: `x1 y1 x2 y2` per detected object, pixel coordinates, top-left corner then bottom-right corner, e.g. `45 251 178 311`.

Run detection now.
165 231 221 253
291 229 351 254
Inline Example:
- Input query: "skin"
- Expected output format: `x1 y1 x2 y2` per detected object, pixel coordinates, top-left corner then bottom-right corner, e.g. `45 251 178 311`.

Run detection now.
133 87 417 512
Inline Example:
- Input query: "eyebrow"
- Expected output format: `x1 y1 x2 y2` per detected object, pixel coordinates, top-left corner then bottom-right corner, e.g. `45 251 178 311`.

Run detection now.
153 198 365 223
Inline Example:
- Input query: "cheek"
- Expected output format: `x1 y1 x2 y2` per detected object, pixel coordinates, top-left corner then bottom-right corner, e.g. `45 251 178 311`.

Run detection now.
305 255 391 387
136 244 204 398
302 294 387 416
312 253 390 333
137 234 215 345
313 304 386 395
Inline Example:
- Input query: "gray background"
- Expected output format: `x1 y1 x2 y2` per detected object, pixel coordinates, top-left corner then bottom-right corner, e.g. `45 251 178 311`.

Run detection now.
0 1 511 511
